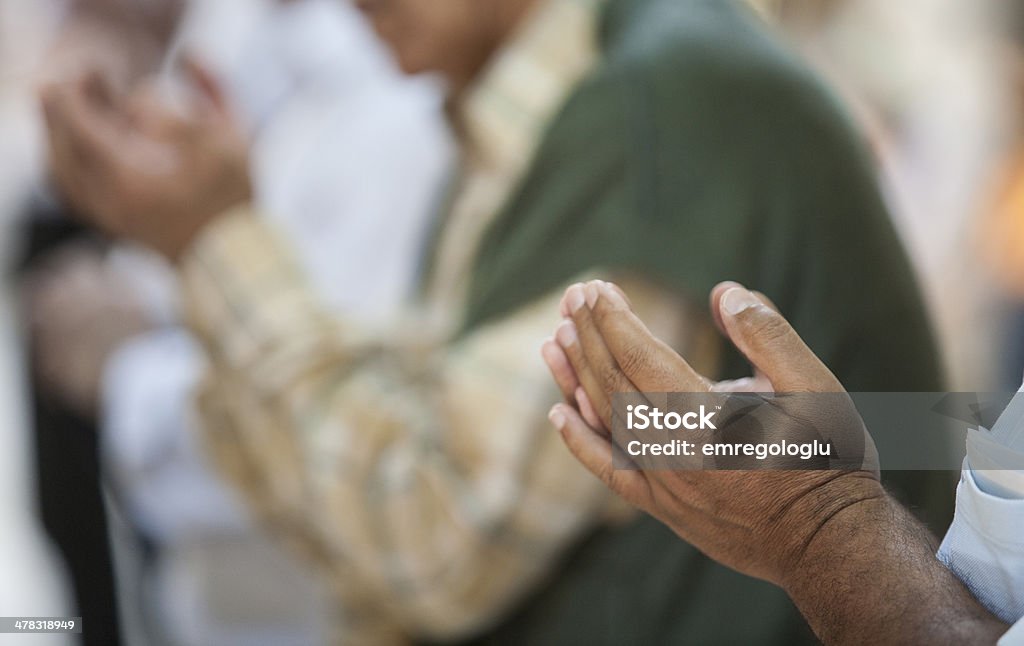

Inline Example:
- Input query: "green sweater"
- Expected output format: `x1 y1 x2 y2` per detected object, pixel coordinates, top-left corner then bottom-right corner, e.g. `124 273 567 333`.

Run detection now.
445 0 950 643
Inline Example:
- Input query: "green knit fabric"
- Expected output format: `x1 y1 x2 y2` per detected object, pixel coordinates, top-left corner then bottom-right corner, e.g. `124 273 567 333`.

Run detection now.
434 0 951 642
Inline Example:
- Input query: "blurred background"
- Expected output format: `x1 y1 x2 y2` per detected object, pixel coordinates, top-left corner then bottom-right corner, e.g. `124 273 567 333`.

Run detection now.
0 0 1021 644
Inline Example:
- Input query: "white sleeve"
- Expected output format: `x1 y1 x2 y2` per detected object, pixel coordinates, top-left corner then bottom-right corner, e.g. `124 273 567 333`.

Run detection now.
1001 618 1024 646
100 328 249 542
936 380 1024 636
937 465 1024 627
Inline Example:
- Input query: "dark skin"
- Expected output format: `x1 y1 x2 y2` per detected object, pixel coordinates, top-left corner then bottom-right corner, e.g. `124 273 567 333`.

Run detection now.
542 280 1008 645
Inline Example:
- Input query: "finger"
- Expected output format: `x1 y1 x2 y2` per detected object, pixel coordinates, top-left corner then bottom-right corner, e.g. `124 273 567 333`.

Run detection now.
591 281 710 393
743 291 781 387
752 291 780 314
717 286 842 392
182 56 229 118
744 292 783 387
711 282 782 386
556 318 611 430
125 82 190 139
560 280 632 319
44 77 125 171
600 280 633 310
560 283 581 318
560 289 570 319
710 283 782 335
709 281 744 336
548 403 649 505
566 282 640 428
541 337 579 403
575 386 604 431
41 86 99 213
81 71 119 112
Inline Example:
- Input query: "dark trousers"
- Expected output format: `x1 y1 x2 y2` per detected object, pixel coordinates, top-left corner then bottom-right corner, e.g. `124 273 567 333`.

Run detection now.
20 212 122 646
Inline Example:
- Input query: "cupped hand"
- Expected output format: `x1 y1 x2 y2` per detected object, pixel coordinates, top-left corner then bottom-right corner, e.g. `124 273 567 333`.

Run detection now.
40 59 253 261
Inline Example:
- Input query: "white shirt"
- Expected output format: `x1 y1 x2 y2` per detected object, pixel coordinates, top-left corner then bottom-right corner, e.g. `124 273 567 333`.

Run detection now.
938 382 1024 644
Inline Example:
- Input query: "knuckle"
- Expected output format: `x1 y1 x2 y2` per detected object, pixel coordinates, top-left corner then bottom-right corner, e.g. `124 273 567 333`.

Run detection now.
591 298 619 326
597 361 625 392
597 462 619 491
744 308 791 345
608 471 633 499
617 343 651 378
561 425 583 456
565 340 587 368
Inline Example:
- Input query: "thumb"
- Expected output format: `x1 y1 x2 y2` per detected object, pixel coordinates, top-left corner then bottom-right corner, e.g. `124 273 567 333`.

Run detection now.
717 286 843 393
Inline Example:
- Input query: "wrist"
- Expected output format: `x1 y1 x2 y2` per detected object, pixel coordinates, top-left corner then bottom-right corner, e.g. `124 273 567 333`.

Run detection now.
777 473 887 594
164 197 252 263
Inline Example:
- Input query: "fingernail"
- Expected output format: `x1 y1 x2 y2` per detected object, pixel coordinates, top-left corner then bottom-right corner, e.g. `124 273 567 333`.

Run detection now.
565 285 586 313
584 282 599 308
556 320 578 347
548 406 567 429
721 287 760 316
600 282 626 307
540 338 559 362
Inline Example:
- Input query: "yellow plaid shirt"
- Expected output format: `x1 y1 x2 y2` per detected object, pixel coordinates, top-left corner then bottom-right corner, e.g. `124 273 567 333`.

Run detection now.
179 0 710 642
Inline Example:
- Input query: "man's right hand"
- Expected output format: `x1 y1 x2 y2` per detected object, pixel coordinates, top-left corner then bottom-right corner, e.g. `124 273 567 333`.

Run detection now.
542 281 1009 645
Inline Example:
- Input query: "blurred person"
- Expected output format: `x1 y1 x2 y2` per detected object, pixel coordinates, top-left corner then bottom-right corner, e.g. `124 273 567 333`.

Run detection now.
543 279 1021 644
40 0 951 643
12 3 186 645
27 0 452 643
0 1 75 640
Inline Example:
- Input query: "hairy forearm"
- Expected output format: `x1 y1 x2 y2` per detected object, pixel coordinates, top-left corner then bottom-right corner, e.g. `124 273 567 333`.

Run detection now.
783 483 1008 645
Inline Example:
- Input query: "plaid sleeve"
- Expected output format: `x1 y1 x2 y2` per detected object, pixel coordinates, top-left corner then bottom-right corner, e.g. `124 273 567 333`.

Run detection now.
179 206 693 639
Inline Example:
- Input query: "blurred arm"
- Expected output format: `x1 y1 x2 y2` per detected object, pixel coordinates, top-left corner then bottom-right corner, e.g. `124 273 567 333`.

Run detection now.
178 207 685 639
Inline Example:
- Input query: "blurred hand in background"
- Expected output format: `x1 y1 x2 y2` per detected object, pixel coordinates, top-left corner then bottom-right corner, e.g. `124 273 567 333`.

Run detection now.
25 243 155 417
40 60 252 261
41 0 184 89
